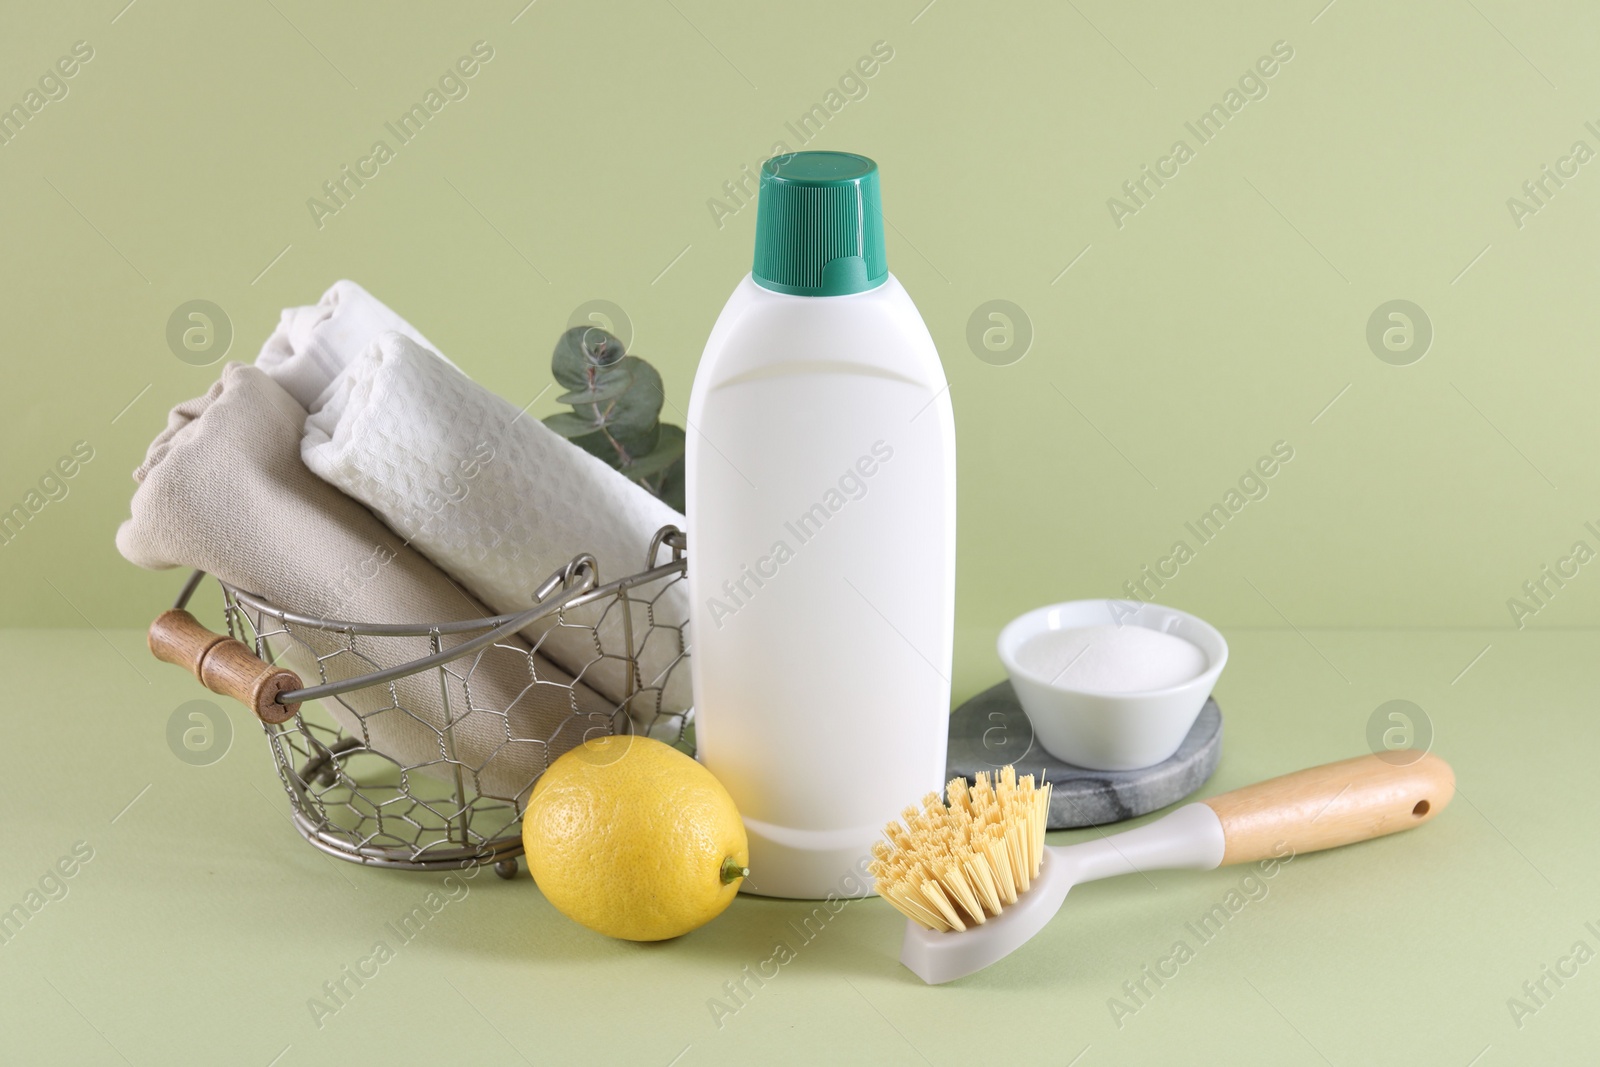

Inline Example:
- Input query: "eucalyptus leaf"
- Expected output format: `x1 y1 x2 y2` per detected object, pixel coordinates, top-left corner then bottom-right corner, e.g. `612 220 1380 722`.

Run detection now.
654 460 685 513
621 423 685 480
602 358 665 432
652 460 684 511
542 411 605 439
552 326 627 392
556 374 632 408
567 430 617 463
607 419 662 462
569 421 661 466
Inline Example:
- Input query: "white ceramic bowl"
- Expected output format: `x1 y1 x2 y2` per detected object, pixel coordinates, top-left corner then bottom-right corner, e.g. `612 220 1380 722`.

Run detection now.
997 600 1227 771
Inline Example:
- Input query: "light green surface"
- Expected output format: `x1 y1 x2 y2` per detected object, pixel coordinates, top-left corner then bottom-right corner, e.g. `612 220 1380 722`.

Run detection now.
3 627 1595 1065
4 1 1600 631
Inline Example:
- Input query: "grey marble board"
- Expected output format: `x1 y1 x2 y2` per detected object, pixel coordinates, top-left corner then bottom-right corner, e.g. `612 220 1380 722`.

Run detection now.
946 680 1222 830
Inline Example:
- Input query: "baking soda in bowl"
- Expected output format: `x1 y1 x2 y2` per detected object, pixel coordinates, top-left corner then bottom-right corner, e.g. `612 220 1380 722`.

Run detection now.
1015 624 1207 693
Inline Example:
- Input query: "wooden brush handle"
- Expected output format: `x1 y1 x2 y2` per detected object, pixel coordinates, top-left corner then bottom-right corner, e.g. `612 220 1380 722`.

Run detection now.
1204 751 1454 865
148 609 301 724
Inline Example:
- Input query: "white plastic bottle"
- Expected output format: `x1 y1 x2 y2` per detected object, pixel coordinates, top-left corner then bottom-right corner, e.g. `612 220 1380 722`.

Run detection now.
687 152 956 899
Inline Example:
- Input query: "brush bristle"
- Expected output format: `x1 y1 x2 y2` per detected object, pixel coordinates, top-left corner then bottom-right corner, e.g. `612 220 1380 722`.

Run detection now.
869 765 1052 932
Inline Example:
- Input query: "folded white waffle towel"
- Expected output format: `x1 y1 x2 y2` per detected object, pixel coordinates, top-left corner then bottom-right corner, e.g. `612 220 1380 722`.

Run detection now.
256 279 450 409
302 332 692 727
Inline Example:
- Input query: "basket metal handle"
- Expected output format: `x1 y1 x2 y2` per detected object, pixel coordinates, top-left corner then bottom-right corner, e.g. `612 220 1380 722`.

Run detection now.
148 608 302 724
151 525 690 713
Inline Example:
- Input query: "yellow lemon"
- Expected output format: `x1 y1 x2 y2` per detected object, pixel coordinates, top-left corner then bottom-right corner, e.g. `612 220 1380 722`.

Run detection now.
522 735 749 941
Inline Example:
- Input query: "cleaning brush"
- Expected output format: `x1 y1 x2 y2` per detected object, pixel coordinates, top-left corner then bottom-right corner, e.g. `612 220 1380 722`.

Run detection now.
872 752 1456 984
871 767 1052 933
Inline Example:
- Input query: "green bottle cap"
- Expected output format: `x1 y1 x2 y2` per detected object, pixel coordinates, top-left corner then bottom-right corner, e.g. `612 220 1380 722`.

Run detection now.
751 151 887 297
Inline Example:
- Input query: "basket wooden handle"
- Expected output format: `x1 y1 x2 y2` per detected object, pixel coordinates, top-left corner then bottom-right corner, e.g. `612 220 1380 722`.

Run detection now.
1204 751 1454 865
148 608 302 724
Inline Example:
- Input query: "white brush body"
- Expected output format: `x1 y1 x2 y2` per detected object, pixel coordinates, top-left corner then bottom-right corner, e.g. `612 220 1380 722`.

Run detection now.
899 802 1226 984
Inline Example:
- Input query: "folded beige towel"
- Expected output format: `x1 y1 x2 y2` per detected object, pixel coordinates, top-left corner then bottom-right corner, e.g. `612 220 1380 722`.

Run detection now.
117 363 610 801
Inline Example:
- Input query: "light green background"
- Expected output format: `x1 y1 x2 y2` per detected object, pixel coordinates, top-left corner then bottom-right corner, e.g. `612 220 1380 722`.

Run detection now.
2 1 1598 1064
4 0 1600 638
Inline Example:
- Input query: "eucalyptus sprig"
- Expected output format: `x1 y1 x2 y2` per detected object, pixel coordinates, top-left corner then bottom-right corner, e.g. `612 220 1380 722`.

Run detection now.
544 325 686 511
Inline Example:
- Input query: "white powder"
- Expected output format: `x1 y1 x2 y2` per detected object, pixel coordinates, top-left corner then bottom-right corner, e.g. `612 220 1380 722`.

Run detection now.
1015 624 1207 693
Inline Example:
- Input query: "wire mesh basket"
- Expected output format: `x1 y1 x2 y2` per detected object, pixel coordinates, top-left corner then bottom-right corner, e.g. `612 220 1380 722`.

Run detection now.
148 526 691 879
